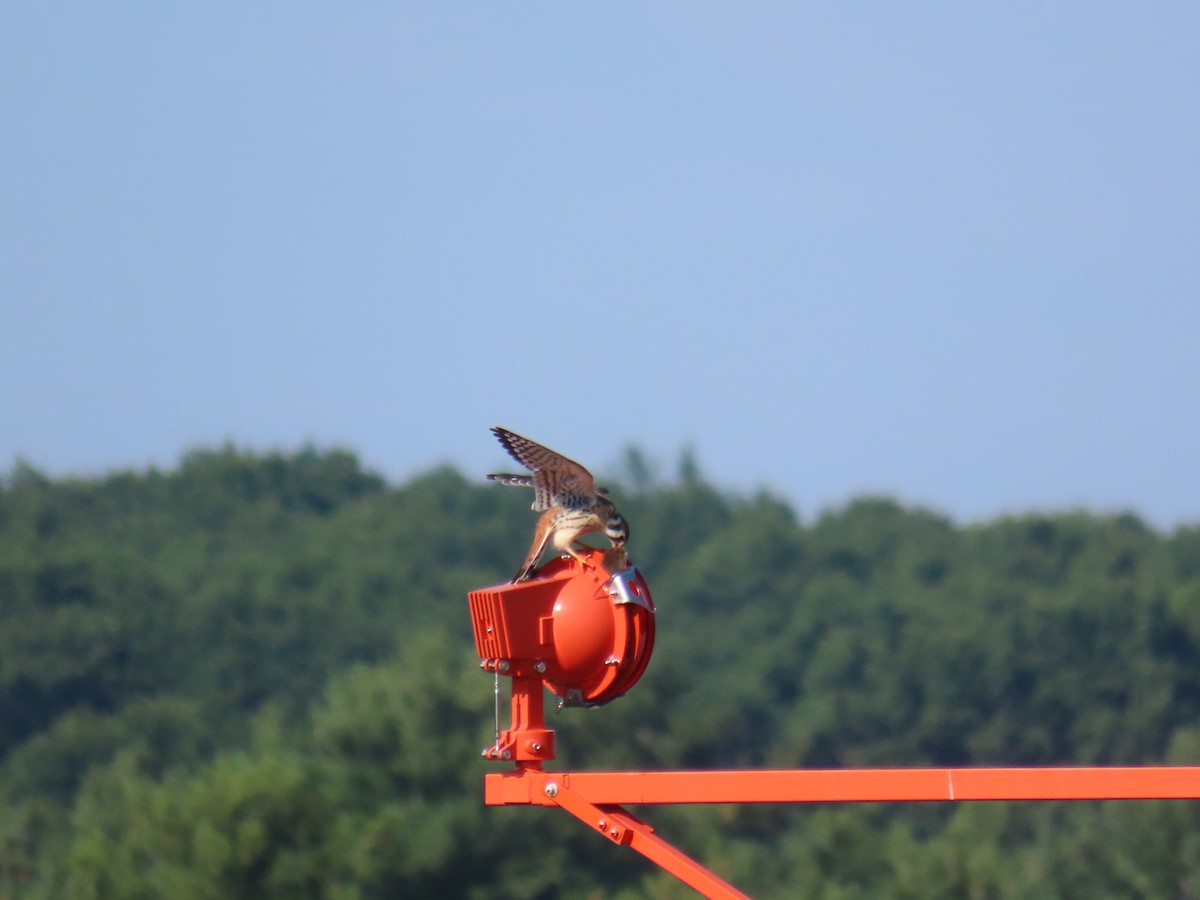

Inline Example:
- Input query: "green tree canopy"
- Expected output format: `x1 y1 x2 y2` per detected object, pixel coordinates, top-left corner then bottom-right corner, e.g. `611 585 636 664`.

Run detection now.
2 448 1198 897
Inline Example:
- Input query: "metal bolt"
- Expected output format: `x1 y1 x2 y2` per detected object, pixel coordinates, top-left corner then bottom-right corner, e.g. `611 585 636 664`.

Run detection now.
534 661 547 673
497 660 510 673
501 749 512 760
597 819 607 831
531 742 542 752
544 782 559 798
609 828 619 838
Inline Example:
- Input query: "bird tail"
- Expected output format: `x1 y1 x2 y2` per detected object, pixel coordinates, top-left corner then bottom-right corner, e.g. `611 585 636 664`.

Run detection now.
487 473 533 488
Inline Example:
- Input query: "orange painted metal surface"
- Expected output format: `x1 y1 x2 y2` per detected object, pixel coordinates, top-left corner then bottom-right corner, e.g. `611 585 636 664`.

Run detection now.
487 765 1200 807
485 764 1200 897
470 552 656 761
481 675 554 763
542 777 750 900
467 562 1200 898
468 549 655 708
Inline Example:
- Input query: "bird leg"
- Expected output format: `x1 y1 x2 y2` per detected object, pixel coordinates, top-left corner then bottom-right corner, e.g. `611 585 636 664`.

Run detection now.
564 544 595 569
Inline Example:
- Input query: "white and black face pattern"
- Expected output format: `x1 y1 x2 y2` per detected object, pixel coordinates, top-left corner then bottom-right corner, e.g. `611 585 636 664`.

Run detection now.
605 510 629 546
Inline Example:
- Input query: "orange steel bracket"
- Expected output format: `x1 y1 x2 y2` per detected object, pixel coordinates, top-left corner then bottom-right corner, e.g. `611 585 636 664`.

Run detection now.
545 778 751 900
485 766 750 899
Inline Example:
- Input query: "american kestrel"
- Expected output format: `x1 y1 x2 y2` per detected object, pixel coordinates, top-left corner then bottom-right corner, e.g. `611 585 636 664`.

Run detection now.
487 426 630 582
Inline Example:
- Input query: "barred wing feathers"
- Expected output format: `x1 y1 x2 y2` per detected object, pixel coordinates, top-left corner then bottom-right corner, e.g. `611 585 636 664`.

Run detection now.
489 426 597 511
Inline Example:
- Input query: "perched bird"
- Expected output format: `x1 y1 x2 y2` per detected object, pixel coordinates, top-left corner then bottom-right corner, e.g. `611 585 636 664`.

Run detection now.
488 426 629 582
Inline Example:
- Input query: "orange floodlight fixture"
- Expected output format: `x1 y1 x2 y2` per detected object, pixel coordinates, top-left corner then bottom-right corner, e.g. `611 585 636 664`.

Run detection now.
468 547 655 763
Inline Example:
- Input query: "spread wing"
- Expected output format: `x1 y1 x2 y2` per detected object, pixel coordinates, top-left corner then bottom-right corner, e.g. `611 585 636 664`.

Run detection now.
489 426 598 511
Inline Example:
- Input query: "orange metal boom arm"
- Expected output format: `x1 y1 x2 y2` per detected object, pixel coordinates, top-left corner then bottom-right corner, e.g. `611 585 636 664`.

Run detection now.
487 765 1200 899
487 765 1200 806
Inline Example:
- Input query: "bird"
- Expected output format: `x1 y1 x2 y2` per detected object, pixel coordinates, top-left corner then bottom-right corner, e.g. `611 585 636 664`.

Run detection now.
487 426 629 582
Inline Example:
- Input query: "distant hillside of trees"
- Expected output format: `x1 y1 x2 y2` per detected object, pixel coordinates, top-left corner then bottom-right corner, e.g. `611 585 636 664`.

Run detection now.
2 446 1199 898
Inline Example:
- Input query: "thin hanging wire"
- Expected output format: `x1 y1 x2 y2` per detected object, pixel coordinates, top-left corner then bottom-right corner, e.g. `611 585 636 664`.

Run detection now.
493 669 501 755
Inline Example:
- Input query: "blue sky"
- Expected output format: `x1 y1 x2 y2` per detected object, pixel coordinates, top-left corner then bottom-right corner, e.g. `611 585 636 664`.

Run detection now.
3 4 1197 527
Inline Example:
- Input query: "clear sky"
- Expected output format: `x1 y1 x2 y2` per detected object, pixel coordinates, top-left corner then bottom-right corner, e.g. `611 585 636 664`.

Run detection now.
3 4 1197 528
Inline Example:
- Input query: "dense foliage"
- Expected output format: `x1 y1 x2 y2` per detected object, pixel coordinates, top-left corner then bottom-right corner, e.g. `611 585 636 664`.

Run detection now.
2 446 1199 898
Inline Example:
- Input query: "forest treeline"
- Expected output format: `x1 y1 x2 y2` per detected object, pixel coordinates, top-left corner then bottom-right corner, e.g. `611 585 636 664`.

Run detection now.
2 445 1200 898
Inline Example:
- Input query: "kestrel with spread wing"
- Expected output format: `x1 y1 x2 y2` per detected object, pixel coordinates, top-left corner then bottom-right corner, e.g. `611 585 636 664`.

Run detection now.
488 426 629 582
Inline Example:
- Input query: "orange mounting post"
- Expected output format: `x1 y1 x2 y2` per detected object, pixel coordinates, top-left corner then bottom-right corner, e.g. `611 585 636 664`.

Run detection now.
468 557 1200 898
